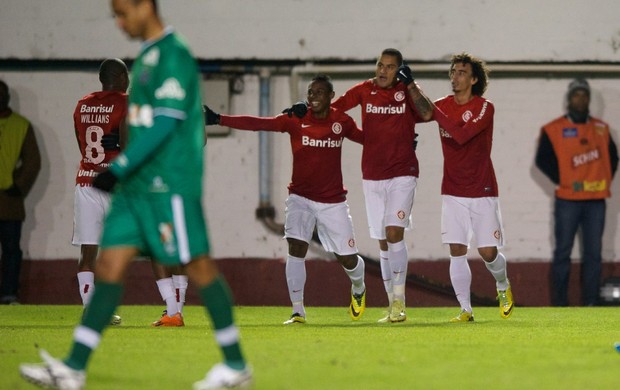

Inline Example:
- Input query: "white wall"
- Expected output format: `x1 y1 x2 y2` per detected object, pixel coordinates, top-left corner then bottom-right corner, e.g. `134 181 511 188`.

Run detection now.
1 0 619 262
2 0 620 62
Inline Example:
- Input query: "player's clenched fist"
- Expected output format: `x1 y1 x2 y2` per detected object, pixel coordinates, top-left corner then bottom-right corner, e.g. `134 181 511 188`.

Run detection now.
282 101 308 119
202 105 221 125
396 64 414 86
92 170 118 193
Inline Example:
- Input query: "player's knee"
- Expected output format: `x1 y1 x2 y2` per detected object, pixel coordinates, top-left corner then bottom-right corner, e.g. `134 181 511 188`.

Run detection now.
478 246 498 262
287 238 309 258
335 254 358 270
385 226 404 243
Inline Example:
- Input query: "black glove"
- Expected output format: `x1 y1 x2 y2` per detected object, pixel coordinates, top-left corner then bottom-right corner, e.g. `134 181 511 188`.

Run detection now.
101 133 120 151
3 185 22 197
92 170 118 193
282 101 308 119
202 105 220 125
396 64 414 86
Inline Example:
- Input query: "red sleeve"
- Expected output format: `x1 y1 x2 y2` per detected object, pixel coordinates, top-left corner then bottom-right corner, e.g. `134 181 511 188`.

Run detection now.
432 101 494 145
332 82 365 112
344 116 364 145
219 114 291 133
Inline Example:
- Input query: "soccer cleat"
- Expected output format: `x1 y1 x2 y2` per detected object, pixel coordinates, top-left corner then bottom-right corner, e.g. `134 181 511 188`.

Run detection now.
193 363 252 390
20 349 86 390
449 309 474 323
388 299 407 323
497 285 514 319
349 289 366 320
152 310 184 327
110 314 122 326
283 312 306 325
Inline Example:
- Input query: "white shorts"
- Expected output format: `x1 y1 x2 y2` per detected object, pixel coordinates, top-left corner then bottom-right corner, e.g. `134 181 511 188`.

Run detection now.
441 195 505 248
362 176 417 240
72 185 111 246
284 193 358 256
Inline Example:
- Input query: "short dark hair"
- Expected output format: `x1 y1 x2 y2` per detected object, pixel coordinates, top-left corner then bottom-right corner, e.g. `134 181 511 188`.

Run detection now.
379 48 404 66
450 52 489 96
311 74 334 93
99 58 128 90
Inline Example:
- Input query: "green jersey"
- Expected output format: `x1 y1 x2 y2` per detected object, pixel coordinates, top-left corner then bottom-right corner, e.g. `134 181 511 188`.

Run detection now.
110 28 204 197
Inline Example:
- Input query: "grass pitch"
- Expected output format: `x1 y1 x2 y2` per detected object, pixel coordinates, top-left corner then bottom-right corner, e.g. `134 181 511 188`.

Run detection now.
1 305 619 389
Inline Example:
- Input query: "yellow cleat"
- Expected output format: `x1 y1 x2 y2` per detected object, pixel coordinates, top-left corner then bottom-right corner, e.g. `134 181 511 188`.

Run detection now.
498 285 514 319
388 299 407 323
349 289 366 321
283 313 306 325
449 310 474 323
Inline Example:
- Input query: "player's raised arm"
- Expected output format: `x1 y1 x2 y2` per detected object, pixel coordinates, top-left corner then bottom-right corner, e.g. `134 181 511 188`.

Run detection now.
396 64 434 121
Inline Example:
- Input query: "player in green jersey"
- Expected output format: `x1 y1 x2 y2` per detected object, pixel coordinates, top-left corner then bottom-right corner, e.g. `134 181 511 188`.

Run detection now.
19 1 251 389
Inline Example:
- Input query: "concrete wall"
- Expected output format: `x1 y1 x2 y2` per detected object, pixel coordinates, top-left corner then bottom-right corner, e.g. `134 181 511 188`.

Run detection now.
3 0 620 62
1 1 620 264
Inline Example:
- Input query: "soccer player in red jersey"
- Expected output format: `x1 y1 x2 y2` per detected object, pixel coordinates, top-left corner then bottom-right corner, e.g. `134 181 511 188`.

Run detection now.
72 59 188 328
428 52 514 322
204 74 368 324
71 58 128 325
331 49 434 322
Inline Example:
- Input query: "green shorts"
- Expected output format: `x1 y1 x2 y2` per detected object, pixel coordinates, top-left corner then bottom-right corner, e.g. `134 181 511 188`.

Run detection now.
100 191 211 266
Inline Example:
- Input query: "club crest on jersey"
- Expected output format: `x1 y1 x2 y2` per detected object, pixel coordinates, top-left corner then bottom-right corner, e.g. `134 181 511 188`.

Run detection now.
397 210 406 220
394 91 406 102
143 47 160 66
462 110 473 122
348 238 355 248
159 222 177 256
332 122 342 134
493 230 501 240
128 103 154 127
155 78 186 100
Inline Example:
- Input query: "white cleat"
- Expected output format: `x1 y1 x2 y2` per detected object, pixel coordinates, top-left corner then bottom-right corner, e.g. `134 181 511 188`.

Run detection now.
20 349 86 390
193 363 253 390
389 299 407 323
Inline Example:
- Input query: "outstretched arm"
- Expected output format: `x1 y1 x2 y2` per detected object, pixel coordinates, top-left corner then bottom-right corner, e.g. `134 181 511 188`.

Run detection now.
204 103 288 132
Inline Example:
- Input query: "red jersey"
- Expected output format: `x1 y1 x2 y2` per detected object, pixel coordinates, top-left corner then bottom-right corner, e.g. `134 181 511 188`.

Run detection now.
332 79 420 180
432 95 498 197
220 108 362 203
73 90 127 186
